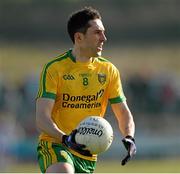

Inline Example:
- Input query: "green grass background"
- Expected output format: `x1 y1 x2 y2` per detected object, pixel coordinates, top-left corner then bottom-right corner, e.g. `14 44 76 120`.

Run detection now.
4 159 180 173
1 42 180 83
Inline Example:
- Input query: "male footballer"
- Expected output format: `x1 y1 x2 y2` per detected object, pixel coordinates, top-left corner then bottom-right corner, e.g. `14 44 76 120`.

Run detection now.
36 6 136 173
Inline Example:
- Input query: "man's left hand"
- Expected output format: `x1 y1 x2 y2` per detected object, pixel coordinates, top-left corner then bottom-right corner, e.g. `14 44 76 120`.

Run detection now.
121 135 136 166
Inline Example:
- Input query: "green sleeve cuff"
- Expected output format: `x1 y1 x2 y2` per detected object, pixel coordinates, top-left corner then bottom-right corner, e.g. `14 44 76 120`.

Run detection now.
109 96 126 104
38 92 56 100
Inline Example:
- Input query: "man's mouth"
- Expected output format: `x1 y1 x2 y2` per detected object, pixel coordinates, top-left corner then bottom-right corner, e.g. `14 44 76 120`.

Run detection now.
97 44 103 51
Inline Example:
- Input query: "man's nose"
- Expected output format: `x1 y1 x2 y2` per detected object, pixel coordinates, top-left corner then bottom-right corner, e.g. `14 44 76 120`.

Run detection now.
101 33 107 42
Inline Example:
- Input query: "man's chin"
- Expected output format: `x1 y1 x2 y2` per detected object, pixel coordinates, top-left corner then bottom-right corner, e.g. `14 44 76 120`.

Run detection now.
96 51 102 57
90 50 102 57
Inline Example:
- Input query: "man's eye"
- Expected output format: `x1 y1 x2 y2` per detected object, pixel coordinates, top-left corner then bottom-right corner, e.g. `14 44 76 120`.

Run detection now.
95 31 101 34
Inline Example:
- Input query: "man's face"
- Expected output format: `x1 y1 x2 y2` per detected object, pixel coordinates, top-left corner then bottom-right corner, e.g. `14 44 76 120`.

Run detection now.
80 19 107 57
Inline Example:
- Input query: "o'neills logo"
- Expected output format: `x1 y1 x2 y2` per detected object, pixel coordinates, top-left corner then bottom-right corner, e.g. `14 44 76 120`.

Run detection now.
62 89 104 109
77 127 103 137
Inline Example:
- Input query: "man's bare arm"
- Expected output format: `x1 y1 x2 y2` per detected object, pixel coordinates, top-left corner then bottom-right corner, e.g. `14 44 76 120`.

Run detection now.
111 101 135 137
36 98 65 141
111 101 136 165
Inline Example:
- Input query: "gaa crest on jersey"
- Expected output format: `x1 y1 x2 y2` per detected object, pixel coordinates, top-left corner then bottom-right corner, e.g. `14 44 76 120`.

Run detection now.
98 73 106 85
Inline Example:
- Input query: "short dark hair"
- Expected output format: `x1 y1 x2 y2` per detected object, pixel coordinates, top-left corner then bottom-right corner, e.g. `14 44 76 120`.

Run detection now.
67 7 101 43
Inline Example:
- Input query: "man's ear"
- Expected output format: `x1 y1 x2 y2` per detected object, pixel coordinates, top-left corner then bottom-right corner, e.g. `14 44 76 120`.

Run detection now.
74 32 84 43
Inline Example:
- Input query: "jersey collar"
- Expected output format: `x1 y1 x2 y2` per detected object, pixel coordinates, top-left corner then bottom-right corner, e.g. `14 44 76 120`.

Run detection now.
68 49 76 63
68 49 98 64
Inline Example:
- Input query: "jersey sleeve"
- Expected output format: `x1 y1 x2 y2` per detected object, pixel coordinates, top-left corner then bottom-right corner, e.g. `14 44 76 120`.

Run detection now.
108 66 126 104
36 63 58 100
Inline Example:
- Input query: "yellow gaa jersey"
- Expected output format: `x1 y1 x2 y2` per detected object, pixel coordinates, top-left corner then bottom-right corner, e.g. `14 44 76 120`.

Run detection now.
36 49 126 160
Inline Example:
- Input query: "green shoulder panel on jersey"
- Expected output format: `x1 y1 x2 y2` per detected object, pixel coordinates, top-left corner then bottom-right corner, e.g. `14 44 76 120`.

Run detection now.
109 96 126 104
37 52 68 99
97 57 110 62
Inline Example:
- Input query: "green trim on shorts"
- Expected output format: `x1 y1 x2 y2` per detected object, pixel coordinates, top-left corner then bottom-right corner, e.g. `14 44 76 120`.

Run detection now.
74 155 97 173
52 143 74 166
37 140 96 173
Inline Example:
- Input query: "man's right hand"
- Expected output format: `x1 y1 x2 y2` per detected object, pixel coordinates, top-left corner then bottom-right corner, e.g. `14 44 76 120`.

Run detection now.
62 129 92 157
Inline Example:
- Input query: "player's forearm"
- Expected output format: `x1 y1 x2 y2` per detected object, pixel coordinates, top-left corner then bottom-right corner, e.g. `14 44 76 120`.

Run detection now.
111 102 135 137
119 110 135 137
36 98 65 141
36 112 65 141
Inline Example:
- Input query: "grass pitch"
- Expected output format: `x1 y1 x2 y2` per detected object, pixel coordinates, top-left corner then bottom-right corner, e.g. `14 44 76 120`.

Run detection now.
95 159 180 173
4 159 180 173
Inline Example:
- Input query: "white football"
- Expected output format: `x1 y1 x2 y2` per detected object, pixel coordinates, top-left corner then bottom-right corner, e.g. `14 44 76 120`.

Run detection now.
75 116 113 154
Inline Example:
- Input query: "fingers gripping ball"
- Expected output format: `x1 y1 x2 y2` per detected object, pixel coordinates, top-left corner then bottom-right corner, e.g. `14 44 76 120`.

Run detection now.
75 116 113 154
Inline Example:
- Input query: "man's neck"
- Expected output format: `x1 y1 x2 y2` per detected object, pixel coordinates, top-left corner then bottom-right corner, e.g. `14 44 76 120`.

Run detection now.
72 47 93 63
